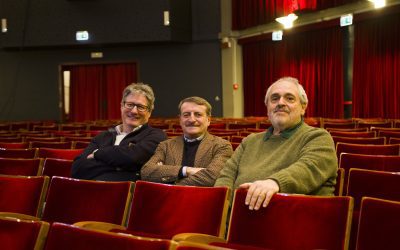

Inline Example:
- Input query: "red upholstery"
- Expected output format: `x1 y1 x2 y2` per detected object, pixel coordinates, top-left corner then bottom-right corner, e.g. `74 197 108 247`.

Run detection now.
389 137 400 144
0 175 49 216
0 157 43 176
335 143 400 159
355 197 400 250
38 148 84 160
25 137 62 142
358 121 392 129
125 181 229 239
378 130 400 140
339 153 400 193
332 136 386 147
0 148 38 158
0 142 29 149
42 158 73 178
42 177 132 224
346 169 400 250
222 190 353 250
44 222 173 250
329 131 376 138
0 215 49 250
72 141 90 149
346 168 400 211
29 141 73 149
323 122 356 129
231 142 240 151
230 136 245 143
0 137 24 143
227 123 257 130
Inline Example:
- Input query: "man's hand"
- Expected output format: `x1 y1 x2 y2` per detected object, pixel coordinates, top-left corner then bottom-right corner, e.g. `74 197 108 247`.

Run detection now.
186 167 204 176
239 179 280 210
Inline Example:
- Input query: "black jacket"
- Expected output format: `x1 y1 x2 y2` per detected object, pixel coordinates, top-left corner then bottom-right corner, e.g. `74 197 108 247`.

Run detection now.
71 124 167 181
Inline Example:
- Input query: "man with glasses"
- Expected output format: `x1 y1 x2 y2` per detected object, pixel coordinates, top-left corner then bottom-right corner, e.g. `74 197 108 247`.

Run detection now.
71 83 167 181
141 96 233 186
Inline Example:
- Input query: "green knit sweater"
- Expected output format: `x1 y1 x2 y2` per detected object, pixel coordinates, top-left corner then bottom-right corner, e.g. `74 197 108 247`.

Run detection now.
214 122 337 195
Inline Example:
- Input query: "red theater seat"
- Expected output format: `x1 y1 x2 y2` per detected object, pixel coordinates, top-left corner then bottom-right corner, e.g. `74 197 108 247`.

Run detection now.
0 157 43 176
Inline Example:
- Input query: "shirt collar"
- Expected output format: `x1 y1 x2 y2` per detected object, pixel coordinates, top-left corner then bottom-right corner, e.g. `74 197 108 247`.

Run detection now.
184 133 205 143
264 119 304 140
115 124 143 135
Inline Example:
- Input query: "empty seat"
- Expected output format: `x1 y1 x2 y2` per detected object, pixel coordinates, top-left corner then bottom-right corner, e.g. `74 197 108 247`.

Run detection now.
0 215 50 250
0 148 38 159
329 131 376 138
175 190 353 250
335 143 400 159
355 197 400 250
0 157 43 176
78 181 229 240
44 222 175 250
29 141 73 149
42 158 73 178
0 142 29 149
332 136 386 147
42 176 133 225
0 175 49 216
38 148 84 160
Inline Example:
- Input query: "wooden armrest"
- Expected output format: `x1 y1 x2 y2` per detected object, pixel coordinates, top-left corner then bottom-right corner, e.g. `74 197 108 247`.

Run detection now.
0 212 39 221
73 221 127 232
172 233 226 244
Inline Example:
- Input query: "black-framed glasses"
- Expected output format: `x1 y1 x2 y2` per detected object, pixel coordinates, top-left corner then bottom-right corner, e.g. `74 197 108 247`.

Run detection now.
123 102 149 112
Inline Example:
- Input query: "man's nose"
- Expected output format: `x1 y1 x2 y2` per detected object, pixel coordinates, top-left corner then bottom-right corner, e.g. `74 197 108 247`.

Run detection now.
277 97 287 105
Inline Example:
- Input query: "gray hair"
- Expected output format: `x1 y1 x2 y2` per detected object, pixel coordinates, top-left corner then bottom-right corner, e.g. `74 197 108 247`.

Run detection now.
178 96 212 116
121 83 155 111
264 77 308 106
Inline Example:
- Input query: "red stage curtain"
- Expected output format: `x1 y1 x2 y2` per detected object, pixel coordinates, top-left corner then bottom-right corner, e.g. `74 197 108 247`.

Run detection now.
241 25 343 118
232 0 359 30
68 63 137 122
69 65 104 122
105 63 137 120
353 13 400 119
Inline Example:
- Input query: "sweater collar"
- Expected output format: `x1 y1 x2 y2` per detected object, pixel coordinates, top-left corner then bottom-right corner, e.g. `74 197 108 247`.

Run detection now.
264 119 304 140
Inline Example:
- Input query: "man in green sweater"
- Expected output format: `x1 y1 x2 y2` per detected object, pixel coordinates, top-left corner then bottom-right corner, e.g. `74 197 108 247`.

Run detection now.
214 77 337 210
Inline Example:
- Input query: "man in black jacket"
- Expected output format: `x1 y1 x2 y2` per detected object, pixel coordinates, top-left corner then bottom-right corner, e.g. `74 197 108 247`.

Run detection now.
71 83 167 181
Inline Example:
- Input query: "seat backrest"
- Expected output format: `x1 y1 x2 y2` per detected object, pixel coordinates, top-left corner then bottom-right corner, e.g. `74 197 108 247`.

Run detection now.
378 130 400 140
0 215 50 250
346 168 400 211
0 157 43 176
332 136 386 148
44 222 174 250
336 143 400 159
38 148 84 160
42 158 73 178
329 131 376 138
227 190 353 250
339 153 400 193
0 148 38 159
355 197 400 250
389 138 400 144
127 181 229 239
0 175 49 216
41 177 133 225
72 141 90 149
29 141 73 149
0 142 29 149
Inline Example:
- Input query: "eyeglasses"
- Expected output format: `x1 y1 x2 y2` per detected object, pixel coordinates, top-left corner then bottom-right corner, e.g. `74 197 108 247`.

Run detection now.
123 102 149 112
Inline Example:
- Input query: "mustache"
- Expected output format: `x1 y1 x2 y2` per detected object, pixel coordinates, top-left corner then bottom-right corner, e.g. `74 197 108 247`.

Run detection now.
274 105 289 113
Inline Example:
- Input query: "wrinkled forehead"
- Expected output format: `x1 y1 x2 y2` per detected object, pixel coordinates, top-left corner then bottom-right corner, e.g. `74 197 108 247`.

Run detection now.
180 102 207 113
269 80 299 97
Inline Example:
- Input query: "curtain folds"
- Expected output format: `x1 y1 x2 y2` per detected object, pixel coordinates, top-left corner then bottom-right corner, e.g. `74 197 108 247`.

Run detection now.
242 26 343 118
67 63 137 122
353 13 400 119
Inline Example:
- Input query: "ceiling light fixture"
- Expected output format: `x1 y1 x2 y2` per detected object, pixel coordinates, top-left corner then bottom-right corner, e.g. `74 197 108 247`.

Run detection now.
368 0 386 9
275 13 298 29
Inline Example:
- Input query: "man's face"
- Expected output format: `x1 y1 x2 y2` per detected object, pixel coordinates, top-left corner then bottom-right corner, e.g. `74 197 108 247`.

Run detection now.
121 93 151 131
179 102 210 139
266 80 306 133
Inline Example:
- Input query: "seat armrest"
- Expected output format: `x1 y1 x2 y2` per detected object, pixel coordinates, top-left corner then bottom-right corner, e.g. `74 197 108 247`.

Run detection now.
73 221 127 231
172 233 226 244
0 212 39 221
